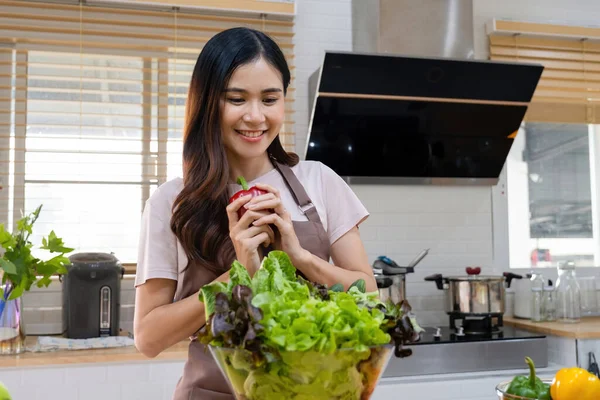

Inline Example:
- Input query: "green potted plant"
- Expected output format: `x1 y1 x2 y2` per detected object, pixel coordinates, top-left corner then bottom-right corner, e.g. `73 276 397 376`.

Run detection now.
0 205 73 354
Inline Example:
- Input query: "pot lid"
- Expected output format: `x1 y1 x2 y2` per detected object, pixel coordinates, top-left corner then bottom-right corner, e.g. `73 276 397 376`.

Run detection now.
446 275 505 281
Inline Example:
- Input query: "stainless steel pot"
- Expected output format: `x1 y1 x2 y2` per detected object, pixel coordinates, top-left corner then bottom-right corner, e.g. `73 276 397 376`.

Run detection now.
375 274 405 305
373 249 429 305
425 271 522 315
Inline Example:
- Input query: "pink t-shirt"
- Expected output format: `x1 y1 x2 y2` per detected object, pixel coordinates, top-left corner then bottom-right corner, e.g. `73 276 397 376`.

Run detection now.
135 160 369 287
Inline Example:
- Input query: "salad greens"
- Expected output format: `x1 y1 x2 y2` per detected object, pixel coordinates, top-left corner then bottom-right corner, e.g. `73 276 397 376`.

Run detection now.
198 252 421 400
199 251 420 357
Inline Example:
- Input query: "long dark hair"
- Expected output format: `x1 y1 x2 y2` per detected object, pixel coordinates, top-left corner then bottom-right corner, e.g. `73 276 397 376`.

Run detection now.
171 27 299 274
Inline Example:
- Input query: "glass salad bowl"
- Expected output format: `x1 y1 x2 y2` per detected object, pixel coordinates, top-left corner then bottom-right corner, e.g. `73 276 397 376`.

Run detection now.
209 344 394 400
495 379 554 400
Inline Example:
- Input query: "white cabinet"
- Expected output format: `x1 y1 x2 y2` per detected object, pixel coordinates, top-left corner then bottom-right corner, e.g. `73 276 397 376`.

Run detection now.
1 359 565 400
0 360 185 400
372 364 564 400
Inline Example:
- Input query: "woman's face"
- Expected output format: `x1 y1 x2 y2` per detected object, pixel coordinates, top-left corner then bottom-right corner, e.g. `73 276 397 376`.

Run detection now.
220 57 285 161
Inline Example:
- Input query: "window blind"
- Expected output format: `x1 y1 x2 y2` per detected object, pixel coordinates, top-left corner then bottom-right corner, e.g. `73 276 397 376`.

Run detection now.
0 0 295 263
487 19 600 125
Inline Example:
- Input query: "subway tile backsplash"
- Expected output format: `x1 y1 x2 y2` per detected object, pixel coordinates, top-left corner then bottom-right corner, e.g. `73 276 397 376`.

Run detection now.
351 184 495 327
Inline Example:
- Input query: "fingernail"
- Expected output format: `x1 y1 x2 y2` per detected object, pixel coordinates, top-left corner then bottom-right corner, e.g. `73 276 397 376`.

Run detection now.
245 204 254 209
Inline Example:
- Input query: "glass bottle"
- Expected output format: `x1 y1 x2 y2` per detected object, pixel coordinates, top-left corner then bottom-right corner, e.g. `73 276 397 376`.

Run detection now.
542 281 556 322
555 262 581 323
530 273 545 322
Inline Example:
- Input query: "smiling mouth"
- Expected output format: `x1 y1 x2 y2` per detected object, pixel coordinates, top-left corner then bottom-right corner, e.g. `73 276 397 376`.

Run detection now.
235 129 267 138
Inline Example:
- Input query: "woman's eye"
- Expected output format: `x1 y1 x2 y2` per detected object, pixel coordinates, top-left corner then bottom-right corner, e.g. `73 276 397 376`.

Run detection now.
263 97 278 105
227 98 244 104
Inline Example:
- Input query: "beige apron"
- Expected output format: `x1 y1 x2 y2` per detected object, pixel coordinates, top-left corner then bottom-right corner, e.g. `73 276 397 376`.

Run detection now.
172 160 331 400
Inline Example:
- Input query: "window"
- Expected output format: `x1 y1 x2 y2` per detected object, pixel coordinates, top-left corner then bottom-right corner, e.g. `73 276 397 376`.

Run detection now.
506 122 599 269
1 0 295 264
488 19 600 269
22 51 161 262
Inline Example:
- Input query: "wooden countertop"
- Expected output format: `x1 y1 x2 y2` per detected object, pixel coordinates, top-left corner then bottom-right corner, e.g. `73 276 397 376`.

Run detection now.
0 336 189 368
505 316 600 339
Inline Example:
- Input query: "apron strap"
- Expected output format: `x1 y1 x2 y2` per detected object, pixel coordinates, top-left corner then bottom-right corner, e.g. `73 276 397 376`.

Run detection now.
271 157 324 225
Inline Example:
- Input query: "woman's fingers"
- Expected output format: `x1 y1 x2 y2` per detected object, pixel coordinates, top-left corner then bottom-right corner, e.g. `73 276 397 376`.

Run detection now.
246 192 287 216
226 195 253 229
237 209 271 229
253 213 286 231
232 224 275 248
243 232 272 252
246 197 281 212
254 183 280 199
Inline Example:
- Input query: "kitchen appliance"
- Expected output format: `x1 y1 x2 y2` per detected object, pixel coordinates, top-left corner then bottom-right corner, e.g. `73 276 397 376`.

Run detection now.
305 0 543 186
383 324 548 377
305 51 544 186
513 272 552 319
62 252 124 339
372 249 429 304
424 269 522 329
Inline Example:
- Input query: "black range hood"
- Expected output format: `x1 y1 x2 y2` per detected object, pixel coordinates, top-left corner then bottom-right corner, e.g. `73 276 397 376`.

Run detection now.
305 51 544 185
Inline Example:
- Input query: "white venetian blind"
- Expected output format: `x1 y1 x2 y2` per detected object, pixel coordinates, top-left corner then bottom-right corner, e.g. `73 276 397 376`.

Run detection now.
0 0 295 264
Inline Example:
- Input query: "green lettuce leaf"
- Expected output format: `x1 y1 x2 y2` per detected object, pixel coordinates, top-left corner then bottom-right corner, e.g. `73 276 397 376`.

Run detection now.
265 251 296 281
199 281 227 316
228 260 252 290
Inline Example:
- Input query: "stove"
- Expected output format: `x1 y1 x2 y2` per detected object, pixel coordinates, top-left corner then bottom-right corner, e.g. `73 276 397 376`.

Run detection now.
449 313 503 334
383 314 548 377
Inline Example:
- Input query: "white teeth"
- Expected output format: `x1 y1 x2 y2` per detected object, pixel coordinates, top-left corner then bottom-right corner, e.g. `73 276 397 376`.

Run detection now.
237 130 264 138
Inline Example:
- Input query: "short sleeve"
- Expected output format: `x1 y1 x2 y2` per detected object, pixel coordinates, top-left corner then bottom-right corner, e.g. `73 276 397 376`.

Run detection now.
134 196 179 287
320 163 369 245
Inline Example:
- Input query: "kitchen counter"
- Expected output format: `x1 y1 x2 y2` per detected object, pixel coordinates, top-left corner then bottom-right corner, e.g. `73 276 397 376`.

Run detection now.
504 316 600 339
0 335 189 368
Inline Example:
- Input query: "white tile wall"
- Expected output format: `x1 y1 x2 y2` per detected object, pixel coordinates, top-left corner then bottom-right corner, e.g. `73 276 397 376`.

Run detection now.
350 184 494 325
293 0 354 154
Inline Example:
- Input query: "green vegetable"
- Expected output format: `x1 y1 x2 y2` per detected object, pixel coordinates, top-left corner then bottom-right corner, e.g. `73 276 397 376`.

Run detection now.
0 205 73 300
0 381 12 400
329 283 344 292
506 357 551 400
198 251 421 399
348 279 366 293
201 252 395 353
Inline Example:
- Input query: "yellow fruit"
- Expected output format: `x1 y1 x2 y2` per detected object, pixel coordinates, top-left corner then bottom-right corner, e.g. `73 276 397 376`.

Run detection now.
550 367 600 400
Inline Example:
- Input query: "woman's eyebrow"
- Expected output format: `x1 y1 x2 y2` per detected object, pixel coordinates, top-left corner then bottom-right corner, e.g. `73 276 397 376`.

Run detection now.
224 87 282 93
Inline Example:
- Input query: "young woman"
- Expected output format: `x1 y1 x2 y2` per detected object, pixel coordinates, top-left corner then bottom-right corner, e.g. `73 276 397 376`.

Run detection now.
133 27 377 399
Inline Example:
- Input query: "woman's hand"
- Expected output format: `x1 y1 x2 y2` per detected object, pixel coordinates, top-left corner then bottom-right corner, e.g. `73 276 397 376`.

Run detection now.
247 183 310 267
226 194 275 276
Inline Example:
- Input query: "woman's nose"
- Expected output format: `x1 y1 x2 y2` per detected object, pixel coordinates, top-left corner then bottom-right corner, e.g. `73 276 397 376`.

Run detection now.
243 102 265 123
